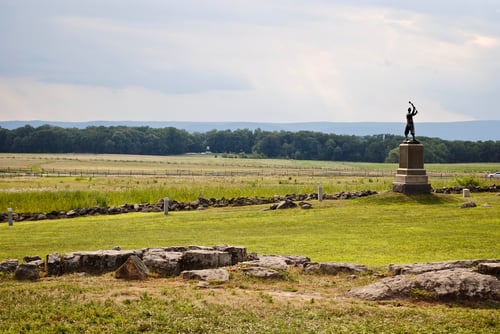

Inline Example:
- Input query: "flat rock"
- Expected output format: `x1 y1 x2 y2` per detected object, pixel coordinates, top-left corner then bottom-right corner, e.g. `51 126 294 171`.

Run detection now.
242 266 284 279
181 268 230 282
349 268 500 301
0 259 19 273
389 260 498 275
304 262 369 275
243 255 310 270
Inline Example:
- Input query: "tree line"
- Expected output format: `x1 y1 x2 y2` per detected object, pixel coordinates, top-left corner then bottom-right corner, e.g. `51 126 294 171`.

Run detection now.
0 125 499 163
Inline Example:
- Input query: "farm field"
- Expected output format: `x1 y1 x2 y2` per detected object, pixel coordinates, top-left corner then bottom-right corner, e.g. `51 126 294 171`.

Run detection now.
0 154 499 333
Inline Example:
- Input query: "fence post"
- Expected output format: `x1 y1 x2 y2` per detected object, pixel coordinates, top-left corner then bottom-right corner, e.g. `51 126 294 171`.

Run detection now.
318 184 323 202
8 208 13 226
164 198 169 215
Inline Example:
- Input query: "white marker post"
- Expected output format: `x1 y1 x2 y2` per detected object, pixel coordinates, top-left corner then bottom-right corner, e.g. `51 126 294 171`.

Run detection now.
318 184 323 202
8 208 13 226
164 198 169 215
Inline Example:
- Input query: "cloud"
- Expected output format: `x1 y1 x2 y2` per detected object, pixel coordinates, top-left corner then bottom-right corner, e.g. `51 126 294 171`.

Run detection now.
0 0 499 123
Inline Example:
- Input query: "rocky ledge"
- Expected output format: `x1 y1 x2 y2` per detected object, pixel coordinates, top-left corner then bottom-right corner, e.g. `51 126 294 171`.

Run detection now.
1 246 498 303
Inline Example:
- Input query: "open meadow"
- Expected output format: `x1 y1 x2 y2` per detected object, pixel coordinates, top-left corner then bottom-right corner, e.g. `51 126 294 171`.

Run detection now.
0 154 499 333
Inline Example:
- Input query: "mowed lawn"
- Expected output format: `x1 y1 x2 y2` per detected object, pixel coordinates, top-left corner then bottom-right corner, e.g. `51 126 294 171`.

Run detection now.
1 191 498 266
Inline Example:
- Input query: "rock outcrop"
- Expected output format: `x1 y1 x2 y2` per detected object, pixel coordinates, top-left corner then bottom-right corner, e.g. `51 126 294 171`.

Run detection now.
350 260 500 301
349 268 499 301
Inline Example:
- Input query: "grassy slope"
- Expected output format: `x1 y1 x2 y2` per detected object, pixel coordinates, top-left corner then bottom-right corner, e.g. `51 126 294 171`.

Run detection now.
1 192 498 265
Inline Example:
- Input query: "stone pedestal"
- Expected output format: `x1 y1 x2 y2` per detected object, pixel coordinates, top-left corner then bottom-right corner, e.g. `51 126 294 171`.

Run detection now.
392 144 431 194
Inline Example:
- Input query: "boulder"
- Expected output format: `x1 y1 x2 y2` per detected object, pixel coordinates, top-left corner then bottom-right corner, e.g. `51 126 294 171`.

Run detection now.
242 266 284 279
349 268 500 301
270 199 297 210
0 259 18 273
46 253 61 276
181 250 232 271
14 263 39 281
461 201 476 208
143 250 183 277
299 201 313 209
115 255 149 280
304 262 369 275
181 268 230 282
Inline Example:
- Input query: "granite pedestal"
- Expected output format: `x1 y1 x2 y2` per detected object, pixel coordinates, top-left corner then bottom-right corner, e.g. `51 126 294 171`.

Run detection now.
392 143 431 194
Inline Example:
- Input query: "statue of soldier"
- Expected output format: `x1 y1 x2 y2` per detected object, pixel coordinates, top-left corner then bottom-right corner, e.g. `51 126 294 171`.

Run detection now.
405 101 418 143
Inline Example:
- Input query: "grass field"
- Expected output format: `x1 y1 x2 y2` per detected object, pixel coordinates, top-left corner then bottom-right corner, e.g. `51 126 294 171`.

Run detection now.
0 154 499 333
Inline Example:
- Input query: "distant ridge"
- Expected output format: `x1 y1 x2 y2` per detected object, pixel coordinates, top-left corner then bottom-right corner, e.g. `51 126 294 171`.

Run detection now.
1 120 499 141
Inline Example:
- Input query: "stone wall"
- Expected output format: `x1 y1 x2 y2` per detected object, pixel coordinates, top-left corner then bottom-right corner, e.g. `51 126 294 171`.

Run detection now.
0 191 377 223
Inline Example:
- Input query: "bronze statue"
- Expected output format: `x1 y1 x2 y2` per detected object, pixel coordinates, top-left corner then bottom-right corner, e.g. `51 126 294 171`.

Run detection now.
405 101 419 143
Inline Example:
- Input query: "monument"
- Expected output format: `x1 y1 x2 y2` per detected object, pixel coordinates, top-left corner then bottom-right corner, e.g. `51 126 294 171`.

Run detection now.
392 101 432 194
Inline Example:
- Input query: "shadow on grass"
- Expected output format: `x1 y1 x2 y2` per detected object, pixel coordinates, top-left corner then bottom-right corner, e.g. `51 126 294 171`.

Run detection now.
363 191 460 205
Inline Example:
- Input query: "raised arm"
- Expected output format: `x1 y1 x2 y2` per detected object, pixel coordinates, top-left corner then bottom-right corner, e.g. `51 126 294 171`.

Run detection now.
409 101 417 116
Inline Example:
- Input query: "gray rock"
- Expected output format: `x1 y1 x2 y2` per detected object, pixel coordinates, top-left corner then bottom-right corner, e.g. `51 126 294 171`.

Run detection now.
349 268 500 301
304 262 369 275
15 263 39 281
46 253 61 276
299 201 313 209
243 256 288 270
461 201 476 208
66 209 78 217
389 260 497 275
213 245 247 265
242 266 284 279
115 255 149 280
197 280 210 288
62 250 141 275
0 259 18 273
23 255 42 263
181 268 230 282
276 200 297 210
478 262 500 278
143 250 183 277
181 249 232 271
243 254 310 270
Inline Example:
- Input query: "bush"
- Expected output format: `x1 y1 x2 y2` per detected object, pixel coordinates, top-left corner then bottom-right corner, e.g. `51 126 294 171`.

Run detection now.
454 176 481 188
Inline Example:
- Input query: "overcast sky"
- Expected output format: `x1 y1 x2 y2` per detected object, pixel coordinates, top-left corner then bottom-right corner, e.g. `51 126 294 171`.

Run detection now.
1 0 499 123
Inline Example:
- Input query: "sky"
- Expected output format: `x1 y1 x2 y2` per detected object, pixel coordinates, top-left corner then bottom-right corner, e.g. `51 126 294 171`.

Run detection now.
1 0 499 123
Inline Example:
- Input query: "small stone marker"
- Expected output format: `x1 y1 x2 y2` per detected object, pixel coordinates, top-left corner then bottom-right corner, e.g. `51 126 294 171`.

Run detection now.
8 208 13 226
318 184 323 202
463 188 470 198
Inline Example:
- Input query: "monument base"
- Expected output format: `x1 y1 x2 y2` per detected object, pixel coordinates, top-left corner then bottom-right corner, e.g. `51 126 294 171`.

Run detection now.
392 183 432 194
392 143 431 194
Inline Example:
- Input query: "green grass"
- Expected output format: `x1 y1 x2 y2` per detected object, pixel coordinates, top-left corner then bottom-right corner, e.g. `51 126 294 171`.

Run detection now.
0 154 499 333
1 192 498 265
0 275 498 333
